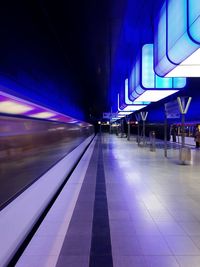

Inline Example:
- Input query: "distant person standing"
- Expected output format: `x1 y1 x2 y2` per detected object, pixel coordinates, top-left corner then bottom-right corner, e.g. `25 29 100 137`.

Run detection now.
194 125 200 148
171 125 177 142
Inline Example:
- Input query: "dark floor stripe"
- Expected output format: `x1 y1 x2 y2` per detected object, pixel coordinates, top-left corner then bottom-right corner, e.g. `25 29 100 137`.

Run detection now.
89 139 113 267
56 140 98 267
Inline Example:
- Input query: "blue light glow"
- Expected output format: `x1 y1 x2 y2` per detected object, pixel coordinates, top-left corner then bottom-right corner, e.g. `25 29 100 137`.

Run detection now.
155 75 172 88
143 44 173 88
154 2 173 77
142 44 186 89
0 75 85 120
118 92 147 112
173 77 187 88
155 0 200 77
131 58 145 100
142 44 154 88
135 58 140 89
167 0 195 64
125 78 134 104
188 0 200 43
129 67 135 92
128 43 186 103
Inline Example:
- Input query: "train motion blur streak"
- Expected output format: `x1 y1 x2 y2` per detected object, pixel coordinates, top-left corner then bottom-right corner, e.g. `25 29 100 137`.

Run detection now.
0 115 94 209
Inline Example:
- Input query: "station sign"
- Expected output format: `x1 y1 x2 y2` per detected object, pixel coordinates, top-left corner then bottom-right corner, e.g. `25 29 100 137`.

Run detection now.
103 112 118 119
165 100 180 119
103 112 112 119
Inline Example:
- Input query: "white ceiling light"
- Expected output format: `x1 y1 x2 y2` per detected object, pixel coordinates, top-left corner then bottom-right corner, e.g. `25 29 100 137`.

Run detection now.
135 90 178 102
30 112 56 119
0 101 33 114
118 111 132 115
122 105 146 111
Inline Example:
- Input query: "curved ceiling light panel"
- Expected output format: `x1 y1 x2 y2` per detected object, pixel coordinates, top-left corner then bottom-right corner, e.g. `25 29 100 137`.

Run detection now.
118 93 146 113
0 90 87 125
155 0 200 77
129 44 186 102
125 78 150 105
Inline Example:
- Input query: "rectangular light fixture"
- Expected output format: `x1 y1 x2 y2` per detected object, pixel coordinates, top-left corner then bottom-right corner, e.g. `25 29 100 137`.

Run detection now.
142 44 186 88
0 100 33 114
118 111 132 115
117 115 125 118
125 78 151 105
189 0 200 42
29 112 56 119
155 0 200 77
135 90 178 102
128 44 185 103
125 78 134 104
118 93 147 113
122 105 146 111
165 50 200 77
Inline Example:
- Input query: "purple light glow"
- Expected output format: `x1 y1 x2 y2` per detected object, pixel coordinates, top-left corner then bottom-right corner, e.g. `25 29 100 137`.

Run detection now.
0 91 88 125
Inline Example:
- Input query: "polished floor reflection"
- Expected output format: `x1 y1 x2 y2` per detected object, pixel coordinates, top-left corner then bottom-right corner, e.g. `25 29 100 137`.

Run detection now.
103 134 200 267
17 134 200 267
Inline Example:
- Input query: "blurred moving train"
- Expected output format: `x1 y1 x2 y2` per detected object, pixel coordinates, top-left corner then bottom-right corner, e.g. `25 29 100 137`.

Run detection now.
0 114 94 209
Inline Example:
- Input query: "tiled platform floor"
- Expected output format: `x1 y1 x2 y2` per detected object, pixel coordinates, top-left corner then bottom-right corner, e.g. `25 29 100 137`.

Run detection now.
17 134 200 267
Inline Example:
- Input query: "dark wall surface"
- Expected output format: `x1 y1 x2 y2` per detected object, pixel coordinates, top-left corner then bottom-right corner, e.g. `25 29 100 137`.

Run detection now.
0 1 88 120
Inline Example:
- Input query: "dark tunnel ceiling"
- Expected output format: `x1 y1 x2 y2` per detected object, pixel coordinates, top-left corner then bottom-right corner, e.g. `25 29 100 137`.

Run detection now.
38 0 113 116
0 0 166 120
40 0 166 116
37 0 129 118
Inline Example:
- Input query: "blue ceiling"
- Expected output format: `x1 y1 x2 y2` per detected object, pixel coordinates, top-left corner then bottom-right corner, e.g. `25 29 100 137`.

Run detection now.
110 0 165 110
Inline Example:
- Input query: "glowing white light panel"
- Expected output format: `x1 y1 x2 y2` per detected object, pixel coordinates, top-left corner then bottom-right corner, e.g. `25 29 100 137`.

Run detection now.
30 112 56 119
155 0 200 77
118 111 132 115
135 90 178 102
0 101 33 114
142 44 186 87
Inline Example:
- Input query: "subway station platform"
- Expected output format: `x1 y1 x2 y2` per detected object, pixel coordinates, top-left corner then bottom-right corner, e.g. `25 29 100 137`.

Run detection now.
16 134 200 267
